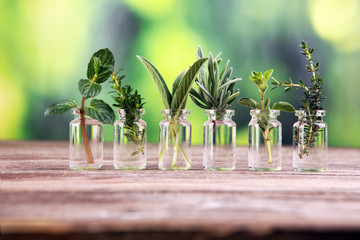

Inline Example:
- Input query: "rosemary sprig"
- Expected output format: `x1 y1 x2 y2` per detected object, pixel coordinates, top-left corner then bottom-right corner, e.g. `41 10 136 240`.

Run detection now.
272 41 325 158
190 46 241 110
110 68 146 156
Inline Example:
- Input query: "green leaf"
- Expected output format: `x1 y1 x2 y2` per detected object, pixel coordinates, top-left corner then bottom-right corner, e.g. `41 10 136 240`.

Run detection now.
195 81 215 104
259 84 268 93
219 60 230 81
272 102 296 112
249 75 261 85
197 46 204 58
238 97 259 109
85 99 115 124
44 99 77 116
172 70 186 95
263 69 273 82
87 48 115 83
265 98 270 109
131 150 141 156
208 53 215 95
78 79 102 99
124 132 136 143
189 94 208 109
93 57 101 75
171 57 208 109
218 78 242 91
136 55 172 109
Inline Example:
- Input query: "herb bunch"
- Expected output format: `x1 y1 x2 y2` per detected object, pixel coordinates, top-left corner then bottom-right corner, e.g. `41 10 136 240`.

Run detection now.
239 69 295 163
137 55 208 168
272 41 325 158
44 48 116 163
110 68 146 156
190 46 241 111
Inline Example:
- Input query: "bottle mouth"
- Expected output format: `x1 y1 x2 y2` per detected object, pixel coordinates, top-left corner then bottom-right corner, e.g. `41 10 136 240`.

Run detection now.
161 109 190 116
250 109 280 117
295 110 326 117
71 108 81 115
116 109 145 115
205 109 234 118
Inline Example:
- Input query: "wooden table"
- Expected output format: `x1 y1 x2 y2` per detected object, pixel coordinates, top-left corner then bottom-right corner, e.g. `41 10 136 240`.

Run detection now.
1 141 360 239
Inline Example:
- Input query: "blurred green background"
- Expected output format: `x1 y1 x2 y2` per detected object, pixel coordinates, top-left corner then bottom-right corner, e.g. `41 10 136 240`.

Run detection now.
1 0 359 146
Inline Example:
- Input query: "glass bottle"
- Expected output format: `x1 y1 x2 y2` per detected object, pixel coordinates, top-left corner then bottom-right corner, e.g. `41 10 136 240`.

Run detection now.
248 109 282 171
113 109 147 170
159 109 191 170
293 110 327 172
69 108 103 170
203 109 236 171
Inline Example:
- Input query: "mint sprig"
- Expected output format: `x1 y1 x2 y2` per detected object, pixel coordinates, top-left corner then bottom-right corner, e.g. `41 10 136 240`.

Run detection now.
44 48 116 164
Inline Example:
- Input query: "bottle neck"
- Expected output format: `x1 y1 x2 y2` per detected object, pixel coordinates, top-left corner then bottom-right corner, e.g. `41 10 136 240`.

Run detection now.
206 109 234 120
116 109 145 121
161 109 190 120
250 109 280 120
72 108 89 120
296 110 326 121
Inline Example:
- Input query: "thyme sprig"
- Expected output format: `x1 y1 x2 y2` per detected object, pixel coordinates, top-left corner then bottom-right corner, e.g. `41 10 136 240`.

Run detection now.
272 41 325 158
110 68 146 156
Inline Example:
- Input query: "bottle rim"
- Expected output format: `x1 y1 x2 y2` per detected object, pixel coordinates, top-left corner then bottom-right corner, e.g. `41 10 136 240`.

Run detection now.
250 109 280 116
161 109 190 115
295 110 326 117
116 109 145 115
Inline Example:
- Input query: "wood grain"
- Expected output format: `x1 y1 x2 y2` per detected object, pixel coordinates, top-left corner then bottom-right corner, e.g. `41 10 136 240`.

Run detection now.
1 141 360 239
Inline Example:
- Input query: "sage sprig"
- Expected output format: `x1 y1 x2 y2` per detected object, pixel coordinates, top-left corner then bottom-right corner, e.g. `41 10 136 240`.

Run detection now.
190 46 242 111
272 41 325 158
44 48 116 164
137 55 208 168
109 68 146 156
238 69 295 164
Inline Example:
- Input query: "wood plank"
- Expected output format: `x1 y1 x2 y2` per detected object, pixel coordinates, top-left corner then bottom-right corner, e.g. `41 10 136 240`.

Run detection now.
1 141 360 238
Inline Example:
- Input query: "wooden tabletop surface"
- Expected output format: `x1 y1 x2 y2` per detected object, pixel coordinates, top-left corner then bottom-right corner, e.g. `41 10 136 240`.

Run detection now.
1 141 360 239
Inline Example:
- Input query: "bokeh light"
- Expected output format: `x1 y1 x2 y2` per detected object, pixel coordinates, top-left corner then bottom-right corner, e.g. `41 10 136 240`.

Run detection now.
0 0 359 147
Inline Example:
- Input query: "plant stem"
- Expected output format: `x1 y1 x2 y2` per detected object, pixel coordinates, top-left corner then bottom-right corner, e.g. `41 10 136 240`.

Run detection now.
262 129 272 164
299 106 313 159
159 111 190 169
80 96 94 164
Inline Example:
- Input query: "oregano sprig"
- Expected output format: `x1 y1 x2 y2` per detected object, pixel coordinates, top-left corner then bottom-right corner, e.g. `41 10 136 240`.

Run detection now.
44 48 116 164
238 69 295 164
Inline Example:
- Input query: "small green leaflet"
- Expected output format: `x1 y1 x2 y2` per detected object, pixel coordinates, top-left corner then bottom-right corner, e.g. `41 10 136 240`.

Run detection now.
78 79 102 99
272 102 296 112
85 99 115 124
44 99 77 116
87 48 115 83
238 98 259 109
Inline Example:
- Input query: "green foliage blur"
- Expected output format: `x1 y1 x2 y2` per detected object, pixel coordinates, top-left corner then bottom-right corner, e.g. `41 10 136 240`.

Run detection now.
1 0 359 147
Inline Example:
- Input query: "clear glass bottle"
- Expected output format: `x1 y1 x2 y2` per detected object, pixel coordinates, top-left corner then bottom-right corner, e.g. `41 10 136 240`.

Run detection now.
248 109 282 171
113 109 147 170
159 109 191 170
69 108 103 170
203 109 236 171
293 110 327 172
